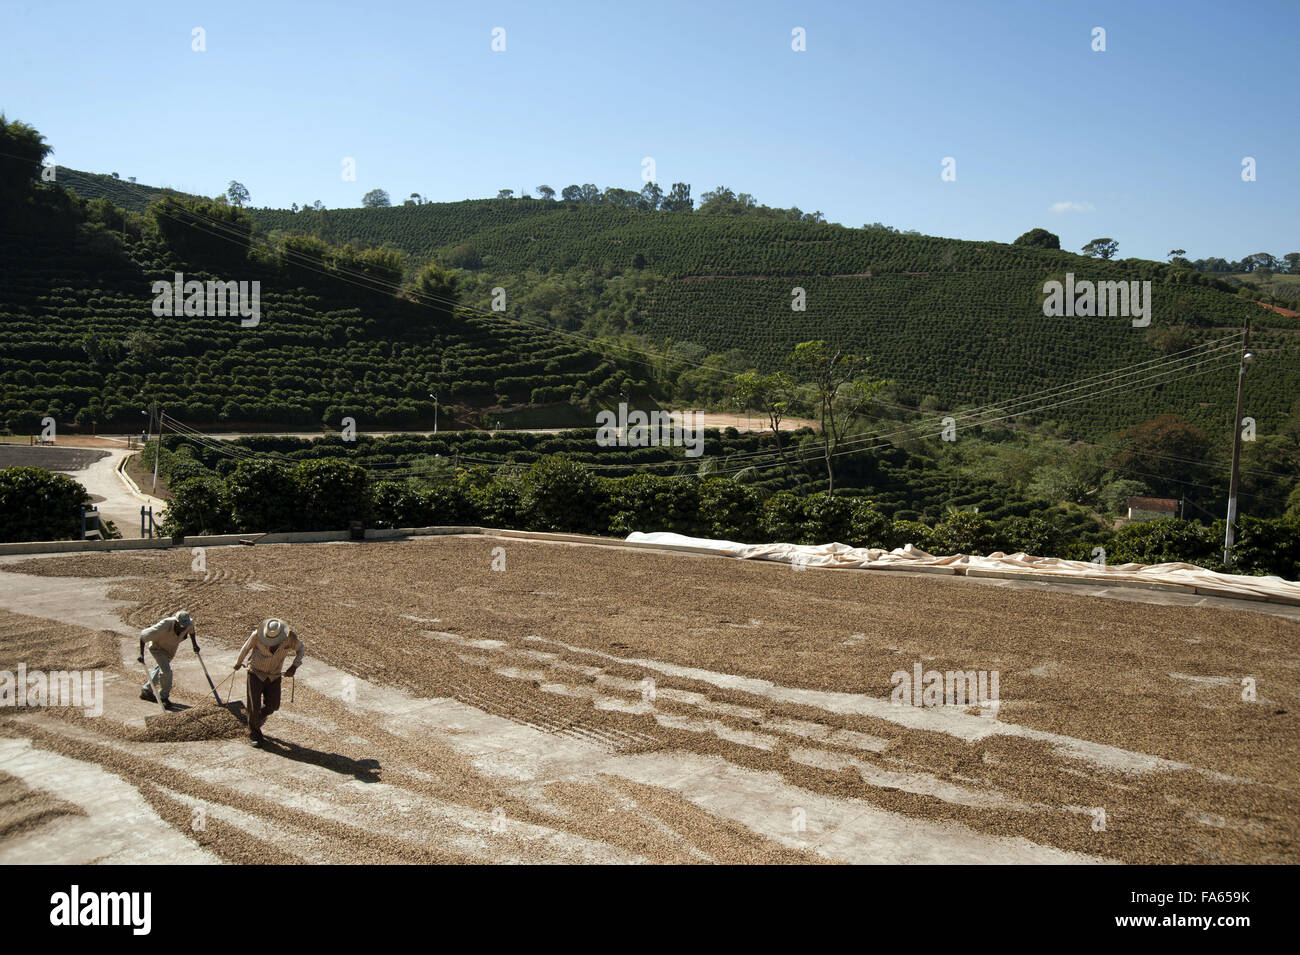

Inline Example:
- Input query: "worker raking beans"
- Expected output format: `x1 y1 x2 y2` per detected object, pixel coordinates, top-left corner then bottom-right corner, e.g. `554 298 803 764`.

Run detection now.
234 618 305 748
138 610 198 709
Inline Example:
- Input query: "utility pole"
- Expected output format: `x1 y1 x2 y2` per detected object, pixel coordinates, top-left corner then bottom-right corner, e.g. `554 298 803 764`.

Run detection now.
1222 320 1254 567
150 402 163 493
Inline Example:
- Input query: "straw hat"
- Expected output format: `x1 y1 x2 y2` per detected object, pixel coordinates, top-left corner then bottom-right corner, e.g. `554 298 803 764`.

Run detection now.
257 618 290 648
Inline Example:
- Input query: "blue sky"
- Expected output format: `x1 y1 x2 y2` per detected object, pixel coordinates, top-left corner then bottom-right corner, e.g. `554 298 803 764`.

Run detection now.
3 0 1296 262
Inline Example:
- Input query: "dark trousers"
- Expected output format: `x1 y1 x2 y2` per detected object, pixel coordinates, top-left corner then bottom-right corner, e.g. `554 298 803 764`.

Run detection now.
246 672 282 739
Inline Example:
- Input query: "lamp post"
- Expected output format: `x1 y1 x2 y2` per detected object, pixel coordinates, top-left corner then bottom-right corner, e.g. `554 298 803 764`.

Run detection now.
1222 345 1255 567
429 394 438 435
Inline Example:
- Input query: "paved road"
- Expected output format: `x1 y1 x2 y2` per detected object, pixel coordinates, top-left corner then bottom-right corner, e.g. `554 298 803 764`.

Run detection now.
1 444 166 538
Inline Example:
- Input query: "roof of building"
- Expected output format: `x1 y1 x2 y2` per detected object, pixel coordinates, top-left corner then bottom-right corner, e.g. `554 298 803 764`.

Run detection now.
1126 497 1179 511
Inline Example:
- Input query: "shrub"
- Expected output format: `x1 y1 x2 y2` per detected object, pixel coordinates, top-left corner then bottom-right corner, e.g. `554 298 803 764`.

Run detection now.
1232 516 1300 579
1104 519 1221 569
293 459 372 531
888 520 940 553
604 474 700 536
0 466 88 542
519 456 606 533
996 515 1064 556
757 491 800 542
227 460 297 532
798 492 860 544
427 481 477 526
697 478 763 541
473 473 526 528
371 480 434 529
847 501 892 549
933 510 1000 555
160 476 232 537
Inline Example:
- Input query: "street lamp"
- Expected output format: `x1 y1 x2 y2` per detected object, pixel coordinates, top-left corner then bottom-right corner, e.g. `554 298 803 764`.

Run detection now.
1222 349 1255 567
428 394 438 435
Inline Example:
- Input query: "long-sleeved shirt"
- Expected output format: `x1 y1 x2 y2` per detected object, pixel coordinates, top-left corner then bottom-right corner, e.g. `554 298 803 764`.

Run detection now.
235 628 305 681
140 616 196 660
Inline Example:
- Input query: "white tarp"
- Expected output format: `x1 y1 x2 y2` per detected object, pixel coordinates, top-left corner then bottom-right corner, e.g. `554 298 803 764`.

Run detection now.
624 532 1300 606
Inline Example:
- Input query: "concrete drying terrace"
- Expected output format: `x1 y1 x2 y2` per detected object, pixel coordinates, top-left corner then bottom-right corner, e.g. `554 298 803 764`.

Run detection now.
0 533 1296 865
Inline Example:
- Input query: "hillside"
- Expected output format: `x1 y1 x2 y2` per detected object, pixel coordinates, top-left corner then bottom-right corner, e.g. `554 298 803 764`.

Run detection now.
266 196 1296 438
53 166 200 211
18 162 1300 449
0 217 638 434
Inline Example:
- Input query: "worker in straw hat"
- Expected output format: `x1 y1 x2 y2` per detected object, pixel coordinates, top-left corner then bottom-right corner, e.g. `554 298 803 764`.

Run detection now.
138 610 198 708
233 618 305 747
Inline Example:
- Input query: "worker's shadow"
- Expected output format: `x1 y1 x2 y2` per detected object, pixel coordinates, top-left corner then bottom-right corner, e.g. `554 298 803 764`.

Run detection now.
258 736 382 783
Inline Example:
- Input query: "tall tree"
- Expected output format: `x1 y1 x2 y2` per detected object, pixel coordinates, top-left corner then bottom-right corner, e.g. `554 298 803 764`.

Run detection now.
602 186 638 208
0 114 51 206
1081 237 1119 260
789 341 889 494
732 371 804 485
408 261 461 313
1243 252 1278 273
661 182 693 212
1113 414 1213 498
638 181 663 210
362 189 390 208
1013 228 1060 249
226 180 250 207
536 184 556 200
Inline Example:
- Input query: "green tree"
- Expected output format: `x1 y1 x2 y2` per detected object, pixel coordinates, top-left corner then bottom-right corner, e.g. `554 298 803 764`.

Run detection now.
732 370 804 485
150 196 251 265
443 243 482 269
0 114 51 207
536 185 556 200
789 341 889 494
660 182 693 212
1081 237 1119 260
409 261 461 310
122 330 160 364
639 181 663 210
362 189 391 208
226 180 250 207
1113 415 1213 497
1013 228 1060 250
